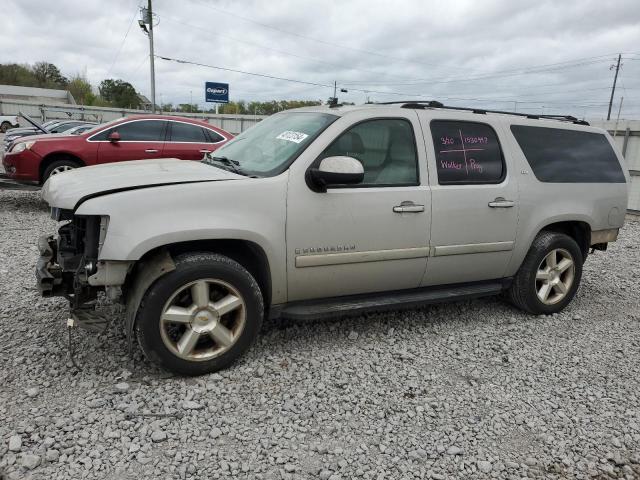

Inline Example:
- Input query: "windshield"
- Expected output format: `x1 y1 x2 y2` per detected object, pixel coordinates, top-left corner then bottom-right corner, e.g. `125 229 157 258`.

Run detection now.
207 112 337 177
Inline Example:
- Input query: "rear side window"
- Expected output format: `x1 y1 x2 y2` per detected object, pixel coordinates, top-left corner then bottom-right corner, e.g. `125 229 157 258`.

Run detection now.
430 121 504 184
170 122 208 143
510 125 625 183
205 129 225 143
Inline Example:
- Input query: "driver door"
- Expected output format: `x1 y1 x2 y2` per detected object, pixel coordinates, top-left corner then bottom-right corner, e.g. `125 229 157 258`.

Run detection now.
97 119 167 164
286 111 431 302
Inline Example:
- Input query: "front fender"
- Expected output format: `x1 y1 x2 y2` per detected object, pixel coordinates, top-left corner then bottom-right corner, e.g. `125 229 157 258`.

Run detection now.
76 174 288 303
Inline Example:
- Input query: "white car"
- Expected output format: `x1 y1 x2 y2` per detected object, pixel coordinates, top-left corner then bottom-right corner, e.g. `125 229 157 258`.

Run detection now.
38 101 629 375
0 114 19 133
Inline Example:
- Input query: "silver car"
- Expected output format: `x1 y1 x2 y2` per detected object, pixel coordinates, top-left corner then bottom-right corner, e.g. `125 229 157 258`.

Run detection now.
37 101 629 375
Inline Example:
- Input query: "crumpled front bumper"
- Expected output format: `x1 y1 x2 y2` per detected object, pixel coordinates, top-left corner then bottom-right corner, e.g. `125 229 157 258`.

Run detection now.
36 234 63 297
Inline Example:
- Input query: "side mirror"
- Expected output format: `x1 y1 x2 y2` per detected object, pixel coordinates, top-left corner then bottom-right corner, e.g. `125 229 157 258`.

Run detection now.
307 156 364 192
108 131 121 142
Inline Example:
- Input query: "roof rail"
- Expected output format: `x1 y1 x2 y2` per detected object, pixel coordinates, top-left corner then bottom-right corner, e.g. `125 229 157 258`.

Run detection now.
377 100 590 126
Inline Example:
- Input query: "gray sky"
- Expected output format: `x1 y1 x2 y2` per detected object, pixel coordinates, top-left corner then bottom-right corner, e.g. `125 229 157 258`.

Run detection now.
3 0 640 118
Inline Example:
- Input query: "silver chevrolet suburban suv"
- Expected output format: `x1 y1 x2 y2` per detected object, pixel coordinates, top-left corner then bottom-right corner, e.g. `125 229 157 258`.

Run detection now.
37 101 629 375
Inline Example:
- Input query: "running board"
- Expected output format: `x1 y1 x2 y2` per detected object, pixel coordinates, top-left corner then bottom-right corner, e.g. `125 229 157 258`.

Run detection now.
279 280 507 321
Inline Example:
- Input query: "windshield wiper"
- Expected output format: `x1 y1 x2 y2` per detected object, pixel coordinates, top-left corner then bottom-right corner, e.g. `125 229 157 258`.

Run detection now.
205 155 241 173
204 155 260 177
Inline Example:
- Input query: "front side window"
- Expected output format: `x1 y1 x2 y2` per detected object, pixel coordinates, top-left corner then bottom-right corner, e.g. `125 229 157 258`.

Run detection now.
510 125 625 183
110 120 167 141
170 122 208 143
319 118 419 186
430 120 504 184
208 112 337 177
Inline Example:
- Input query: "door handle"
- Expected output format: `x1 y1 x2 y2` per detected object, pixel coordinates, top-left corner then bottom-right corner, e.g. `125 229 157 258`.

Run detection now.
200 149 212 153
393 201 425 213
145 149 158 153
488 197 515 208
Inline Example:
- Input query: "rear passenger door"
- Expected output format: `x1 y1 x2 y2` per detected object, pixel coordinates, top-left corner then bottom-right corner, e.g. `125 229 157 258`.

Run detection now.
420 117 519 286
163 121 226 160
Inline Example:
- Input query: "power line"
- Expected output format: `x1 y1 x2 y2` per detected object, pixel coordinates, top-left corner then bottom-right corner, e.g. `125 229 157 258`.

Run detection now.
156 13 409 82
155 54 625 109
105 1 141 78
156 55 334 89
343 57 622 87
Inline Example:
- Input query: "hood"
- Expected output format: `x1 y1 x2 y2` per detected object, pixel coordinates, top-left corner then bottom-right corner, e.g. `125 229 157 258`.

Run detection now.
12 133 71 142
41 158 242 210
5 127 40 135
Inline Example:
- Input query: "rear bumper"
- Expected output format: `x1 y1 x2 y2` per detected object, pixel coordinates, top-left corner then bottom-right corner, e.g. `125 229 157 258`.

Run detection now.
590 228 619 245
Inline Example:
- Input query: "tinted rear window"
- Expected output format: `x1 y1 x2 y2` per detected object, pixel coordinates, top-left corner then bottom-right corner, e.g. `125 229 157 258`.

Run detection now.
510 125 625 183
170 122 207 143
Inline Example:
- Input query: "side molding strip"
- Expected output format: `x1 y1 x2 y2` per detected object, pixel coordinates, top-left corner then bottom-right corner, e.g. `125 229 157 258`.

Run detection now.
295 247 431 268
295 241 515 267
432 241 514 257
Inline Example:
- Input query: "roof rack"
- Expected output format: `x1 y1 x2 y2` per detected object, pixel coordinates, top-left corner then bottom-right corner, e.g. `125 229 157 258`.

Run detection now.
377 100 590 126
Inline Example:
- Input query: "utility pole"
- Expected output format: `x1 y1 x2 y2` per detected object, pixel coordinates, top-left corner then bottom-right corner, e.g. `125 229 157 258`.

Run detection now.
138 0 157 114
613 96 624 138
148 0 156 113
333 81 337 101
607 54 622 121
138 2 156 113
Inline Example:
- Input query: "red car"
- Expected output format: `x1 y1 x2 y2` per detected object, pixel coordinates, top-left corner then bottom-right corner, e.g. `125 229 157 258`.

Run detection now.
2 115 232 184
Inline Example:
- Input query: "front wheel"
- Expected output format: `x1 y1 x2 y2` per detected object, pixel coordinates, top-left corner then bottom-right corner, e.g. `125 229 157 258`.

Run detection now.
1 121 11 133
42 158 80 183
135 252 264 375
507 231 583 315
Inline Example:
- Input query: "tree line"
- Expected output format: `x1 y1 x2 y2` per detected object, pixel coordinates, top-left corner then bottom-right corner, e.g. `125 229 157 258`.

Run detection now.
159 100 323 115
0 62 143 108
0 61 334 114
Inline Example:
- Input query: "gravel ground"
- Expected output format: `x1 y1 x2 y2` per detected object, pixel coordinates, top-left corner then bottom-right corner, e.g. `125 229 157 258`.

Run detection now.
1 188 639 480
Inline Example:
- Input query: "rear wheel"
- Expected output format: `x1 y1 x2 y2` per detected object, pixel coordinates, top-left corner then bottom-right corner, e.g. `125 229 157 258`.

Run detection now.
1 121 11 133
508 231 582 314
136 252 264 375
42 158 81 183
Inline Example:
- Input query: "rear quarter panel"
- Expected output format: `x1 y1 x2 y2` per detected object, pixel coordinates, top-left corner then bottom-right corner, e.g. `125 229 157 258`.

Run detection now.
502 121 629 277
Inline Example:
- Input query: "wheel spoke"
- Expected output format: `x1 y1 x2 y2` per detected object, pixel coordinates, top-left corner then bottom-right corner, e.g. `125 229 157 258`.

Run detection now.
191 281 210 308
209 322 234 347
177 327 200 355
546 251 557 268
211 294 242 316
536 269 550 281
557 257 573 273
538 282 552 302
161 305 192 324
554 280 568 294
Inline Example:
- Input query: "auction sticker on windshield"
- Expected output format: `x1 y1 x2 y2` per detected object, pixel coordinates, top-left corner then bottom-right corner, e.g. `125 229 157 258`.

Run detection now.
276 131 309 143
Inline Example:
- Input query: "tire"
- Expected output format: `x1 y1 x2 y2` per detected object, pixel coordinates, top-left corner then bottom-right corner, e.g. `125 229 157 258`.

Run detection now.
1 121 11 133
507 231 583 315
135 252 264 376
42 158 81 183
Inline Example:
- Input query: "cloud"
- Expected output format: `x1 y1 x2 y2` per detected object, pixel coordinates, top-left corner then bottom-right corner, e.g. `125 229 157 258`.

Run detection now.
3 0 640 118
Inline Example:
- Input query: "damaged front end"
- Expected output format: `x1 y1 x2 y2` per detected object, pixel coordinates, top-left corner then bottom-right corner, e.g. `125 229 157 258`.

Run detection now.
36 210 122 308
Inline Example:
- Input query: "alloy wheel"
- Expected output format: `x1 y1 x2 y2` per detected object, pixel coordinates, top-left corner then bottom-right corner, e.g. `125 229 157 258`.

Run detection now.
159 278 246 361
50 165 75 176
535 248 575 305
